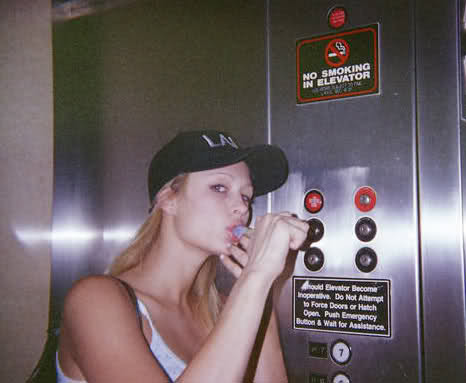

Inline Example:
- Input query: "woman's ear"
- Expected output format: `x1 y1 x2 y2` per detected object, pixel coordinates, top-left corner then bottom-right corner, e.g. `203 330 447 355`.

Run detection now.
156 186 178 215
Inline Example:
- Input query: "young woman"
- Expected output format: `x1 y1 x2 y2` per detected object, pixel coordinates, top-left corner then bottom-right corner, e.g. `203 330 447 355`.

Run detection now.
56 130 309 383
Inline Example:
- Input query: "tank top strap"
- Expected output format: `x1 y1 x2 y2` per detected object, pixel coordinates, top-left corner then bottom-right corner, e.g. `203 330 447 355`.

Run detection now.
136 298 187 380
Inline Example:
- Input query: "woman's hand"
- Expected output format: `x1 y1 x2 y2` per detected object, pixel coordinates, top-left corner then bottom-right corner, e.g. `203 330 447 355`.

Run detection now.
244 213 308 280
220 229 253 278
220 213 309 280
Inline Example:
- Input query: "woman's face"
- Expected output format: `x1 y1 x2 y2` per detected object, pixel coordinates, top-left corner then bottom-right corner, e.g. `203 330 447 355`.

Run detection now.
173 161 253 256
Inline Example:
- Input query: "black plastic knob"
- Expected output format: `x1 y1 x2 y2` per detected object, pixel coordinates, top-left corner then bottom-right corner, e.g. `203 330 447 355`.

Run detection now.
307 218 325 243
355 217 377 242
304 247 325 272
355 247 378 272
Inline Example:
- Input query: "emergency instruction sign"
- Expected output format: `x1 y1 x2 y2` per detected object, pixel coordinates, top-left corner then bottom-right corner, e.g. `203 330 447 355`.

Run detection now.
293 277 391 337
297 24 379 103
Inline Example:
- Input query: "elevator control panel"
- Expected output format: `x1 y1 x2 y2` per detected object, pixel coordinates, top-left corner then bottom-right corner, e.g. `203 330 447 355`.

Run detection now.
298 185 386 382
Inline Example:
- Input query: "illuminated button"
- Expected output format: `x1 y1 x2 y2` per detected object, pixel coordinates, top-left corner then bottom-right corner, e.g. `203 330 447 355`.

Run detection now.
328 6 347 29
354 186 376 212
304 247 324 272
305 190 324 214
332 372 351 383
331 340 351 364
356 247 378 273
355 217 377 242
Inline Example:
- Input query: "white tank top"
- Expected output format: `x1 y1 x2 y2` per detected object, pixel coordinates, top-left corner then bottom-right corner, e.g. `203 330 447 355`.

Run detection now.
56 299 187 382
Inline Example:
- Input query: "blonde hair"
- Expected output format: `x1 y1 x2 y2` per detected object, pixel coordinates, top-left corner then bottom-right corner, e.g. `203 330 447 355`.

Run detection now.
108 174 222 329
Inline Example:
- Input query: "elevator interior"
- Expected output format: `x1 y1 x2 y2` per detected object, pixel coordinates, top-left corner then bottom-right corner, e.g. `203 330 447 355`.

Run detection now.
50 1 465 382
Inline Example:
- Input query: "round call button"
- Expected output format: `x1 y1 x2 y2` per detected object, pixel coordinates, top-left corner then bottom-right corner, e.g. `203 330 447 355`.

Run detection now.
304 190 324 214
354 186 376 212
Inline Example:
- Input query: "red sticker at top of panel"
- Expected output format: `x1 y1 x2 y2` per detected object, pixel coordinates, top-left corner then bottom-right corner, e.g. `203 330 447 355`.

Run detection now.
328 7 347 29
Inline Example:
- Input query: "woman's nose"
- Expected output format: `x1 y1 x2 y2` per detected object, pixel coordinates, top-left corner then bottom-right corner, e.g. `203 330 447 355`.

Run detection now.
232 195 249 216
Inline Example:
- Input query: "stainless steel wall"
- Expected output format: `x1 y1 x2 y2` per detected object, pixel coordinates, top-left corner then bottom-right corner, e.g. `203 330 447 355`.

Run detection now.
51 1 465 382
268 1 465 382
417 2 466 382
51 0 269 322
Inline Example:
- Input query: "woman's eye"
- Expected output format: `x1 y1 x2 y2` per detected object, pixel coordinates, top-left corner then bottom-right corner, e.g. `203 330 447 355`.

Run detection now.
212 184 227 193
242 195 253 204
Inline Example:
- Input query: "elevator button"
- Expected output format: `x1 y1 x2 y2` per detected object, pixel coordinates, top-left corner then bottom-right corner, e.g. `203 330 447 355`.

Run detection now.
354 186 376 212
355 217 377 242
304 247 325 272
307 218 324 243
332 372 351 383
355 247 378 272
305 190 324 214
331 340 351 364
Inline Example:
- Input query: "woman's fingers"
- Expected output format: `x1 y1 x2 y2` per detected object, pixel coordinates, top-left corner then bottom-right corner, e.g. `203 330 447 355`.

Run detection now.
220 245 250 279
238 231 250 250
230 245 249 267
225 213 309 281
279 216 309 250
242 213 309 277
220 254 243 278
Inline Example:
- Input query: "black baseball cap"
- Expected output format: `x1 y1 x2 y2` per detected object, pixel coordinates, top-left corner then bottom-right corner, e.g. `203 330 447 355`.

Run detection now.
148 130 288 205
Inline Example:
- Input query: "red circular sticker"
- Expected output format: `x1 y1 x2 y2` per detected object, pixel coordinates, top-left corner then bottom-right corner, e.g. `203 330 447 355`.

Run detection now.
304 190 324 214
328 7 347 29
325 38 350 67
355 186 376 212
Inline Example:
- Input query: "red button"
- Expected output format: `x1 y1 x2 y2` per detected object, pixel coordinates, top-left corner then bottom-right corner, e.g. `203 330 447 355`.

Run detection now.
328 6 347 29
305 190 324 214
355 186 376 212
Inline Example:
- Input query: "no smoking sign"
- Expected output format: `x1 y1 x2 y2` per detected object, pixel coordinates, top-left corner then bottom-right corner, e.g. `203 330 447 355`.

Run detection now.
297 24 379 103
325 39 350 67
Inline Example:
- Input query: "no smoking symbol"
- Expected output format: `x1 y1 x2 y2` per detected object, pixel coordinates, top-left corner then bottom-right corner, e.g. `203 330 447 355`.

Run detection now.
325 38 350 67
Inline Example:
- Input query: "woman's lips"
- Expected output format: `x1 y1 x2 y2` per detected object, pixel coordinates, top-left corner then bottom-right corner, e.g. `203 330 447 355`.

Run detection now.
232 225 248 239
229 225 248 242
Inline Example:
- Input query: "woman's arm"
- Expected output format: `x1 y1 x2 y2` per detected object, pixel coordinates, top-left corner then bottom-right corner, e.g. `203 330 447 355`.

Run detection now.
60 275 171 383
249 307 288 383
62 213 307 383
179 269 275 382
174 213 305 383
219 221 295 383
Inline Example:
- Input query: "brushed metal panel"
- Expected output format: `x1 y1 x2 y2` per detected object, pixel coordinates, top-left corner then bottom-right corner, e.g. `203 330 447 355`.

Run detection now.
51 0 268 318
268 1 422 381
416 1 466 381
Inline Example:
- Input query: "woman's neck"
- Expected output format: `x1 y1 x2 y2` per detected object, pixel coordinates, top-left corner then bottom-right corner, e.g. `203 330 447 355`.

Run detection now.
124 223 211 308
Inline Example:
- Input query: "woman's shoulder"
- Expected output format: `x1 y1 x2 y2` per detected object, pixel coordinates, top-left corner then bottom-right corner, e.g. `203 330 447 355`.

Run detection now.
62 275 135 325
65 274 122 300
59 276 172 382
